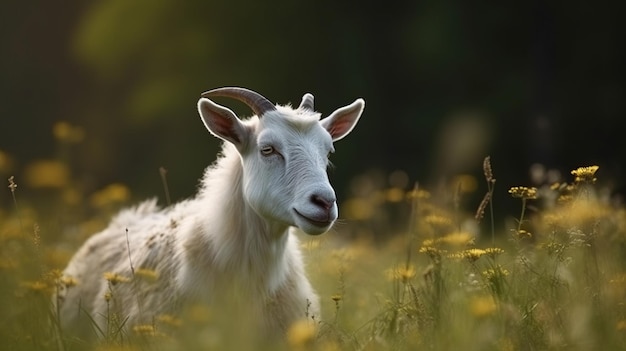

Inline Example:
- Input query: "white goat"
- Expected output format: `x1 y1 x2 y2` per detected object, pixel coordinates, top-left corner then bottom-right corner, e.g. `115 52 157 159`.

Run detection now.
57 87 364 339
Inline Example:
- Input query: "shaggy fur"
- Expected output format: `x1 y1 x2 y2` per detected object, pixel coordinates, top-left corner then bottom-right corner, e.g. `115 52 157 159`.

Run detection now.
57 91 364 339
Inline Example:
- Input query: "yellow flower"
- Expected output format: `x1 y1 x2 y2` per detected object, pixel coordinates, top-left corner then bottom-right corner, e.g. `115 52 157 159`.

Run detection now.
104 272 131 285
450 248 486 262
439 232 475 246
484 247 505 258
406 189 431 200
21 280 50 293
424 214 453 227
419 246 446 261
331 294 342 302
508 186 538 200
385 187 405 202
286 319 316 348
53 121 85 144
60 276 79 288
90 183 131 208
135 268 159 282
482 266 510 280
157 314 182 327
132 324 165 337
385 265 417 282
571 165 599 184
23 160 70 188
469 296 497 317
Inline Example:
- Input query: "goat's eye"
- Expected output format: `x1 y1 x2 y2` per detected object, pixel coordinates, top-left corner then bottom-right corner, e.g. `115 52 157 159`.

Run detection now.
260 146 275 156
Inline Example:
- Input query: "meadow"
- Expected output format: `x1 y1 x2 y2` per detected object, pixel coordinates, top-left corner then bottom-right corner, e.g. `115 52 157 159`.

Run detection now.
1 136 625 350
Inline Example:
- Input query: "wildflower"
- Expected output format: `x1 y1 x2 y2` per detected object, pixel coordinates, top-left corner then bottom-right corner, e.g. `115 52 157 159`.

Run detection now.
0 150 14 173
512 229 532 239
90 184 131 208
23 160 70 188
331 294 342 302
53 121 85 144
341 198 374 220
157 314 182 327
406 188 431 200
484 247 505 258
21 280 49 293
508 186 538 200
439 231 475 246
571 165 599 184
423 214 453 227
286 319 316 348
419 246 445 261
385 265 416 282
482 266 510 281
451 248 486 262
104 291 112 302
453 174 477 193
104 272 131 285
469 295 497 317
134 268 159 282
385 187 405 202
133 324 165 337
60 276 79 288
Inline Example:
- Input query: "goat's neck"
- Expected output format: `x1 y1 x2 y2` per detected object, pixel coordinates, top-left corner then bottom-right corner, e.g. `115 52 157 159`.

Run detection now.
194 144 291 291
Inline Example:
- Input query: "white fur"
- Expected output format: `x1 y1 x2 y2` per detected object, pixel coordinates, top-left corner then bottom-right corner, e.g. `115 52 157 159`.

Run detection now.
57 91 364 338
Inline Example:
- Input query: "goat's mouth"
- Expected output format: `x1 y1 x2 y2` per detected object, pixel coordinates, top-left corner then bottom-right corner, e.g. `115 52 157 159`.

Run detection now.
293 209 333 229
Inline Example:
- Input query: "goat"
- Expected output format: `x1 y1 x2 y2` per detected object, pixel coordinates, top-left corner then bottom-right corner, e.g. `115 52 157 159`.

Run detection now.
56 87 365 339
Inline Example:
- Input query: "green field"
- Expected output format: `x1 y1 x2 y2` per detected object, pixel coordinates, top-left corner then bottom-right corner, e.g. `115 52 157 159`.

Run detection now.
1 159 625 350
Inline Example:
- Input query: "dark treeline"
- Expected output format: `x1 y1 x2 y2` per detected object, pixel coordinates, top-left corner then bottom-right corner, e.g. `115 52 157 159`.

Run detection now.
1 1 624 213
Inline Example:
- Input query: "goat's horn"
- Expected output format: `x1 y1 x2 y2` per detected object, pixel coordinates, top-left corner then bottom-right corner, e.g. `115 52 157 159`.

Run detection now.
298 93 315 111
201 87 276 118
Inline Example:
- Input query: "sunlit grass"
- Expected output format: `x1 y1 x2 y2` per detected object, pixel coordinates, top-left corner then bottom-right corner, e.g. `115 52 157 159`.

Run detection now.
2 128 626 350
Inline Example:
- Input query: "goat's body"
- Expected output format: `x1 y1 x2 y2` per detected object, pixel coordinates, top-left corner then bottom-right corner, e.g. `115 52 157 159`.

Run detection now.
59 143 319 337
58 88 364 340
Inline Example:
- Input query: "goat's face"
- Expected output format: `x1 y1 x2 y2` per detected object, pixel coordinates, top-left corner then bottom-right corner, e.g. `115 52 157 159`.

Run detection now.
198 90 364 235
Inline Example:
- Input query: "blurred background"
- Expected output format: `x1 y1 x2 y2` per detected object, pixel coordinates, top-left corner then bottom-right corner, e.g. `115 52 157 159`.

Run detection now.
1 1 624 229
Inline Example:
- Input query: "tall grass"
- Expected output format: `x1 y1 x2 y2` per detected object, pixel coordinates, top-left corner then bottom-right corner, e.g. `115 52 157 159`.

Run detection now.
1 146 625 350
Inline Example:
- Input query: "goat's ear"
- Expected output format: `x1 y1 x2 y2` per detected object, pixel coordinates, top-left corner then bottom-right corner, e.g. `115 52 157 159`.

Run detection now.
198 98 249 147
321 98 365 142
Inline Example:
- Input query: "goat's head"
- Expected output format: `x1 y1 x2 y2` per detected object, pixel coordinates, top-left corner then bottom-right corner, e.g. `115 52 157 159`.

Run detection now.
198 87 364 235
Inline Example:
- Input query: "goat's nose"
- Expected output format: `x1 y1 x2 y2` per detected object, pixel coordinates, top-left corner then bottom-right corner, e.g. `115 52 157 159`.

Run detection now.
310 194 335 211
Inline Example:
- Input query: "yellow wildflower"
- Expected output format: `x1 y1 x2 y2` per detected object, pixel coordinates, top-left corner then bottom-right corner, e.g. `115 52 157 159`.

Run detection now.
135 268 159 282
571 165 599 184
157 314 182 327
406 188 431 200
104 272 131 285
484 247 505 258
133 324 165 337
385 187 405 202
23 160 70 188
482 266 510 281
508 186 538 200
385 265 417 282
21 280 49 293
331 294 342 302
90 183 131 208
286 319 316 348
60 276 79 288
53 121 85 144
451 248 486 262
469 295 497 318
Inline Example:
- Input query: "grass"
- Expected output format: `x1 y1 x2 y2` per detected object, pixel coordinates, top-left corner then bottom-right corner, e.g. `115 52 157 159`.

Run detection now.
1 147 625 350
